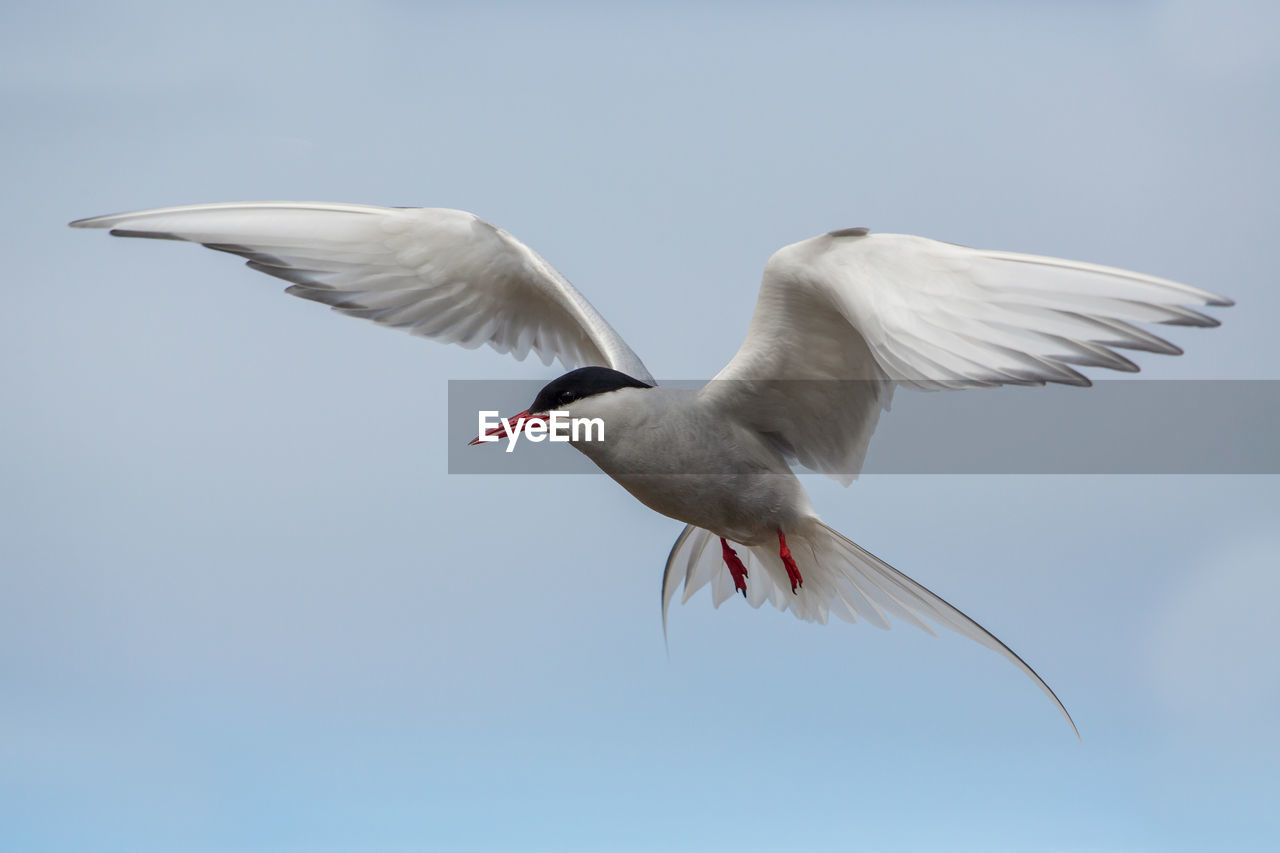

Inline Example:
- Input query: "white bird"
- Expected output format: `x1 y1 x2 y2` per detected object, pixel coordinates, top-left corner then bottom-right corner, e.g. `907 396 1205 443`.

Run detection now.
71 202 1233 737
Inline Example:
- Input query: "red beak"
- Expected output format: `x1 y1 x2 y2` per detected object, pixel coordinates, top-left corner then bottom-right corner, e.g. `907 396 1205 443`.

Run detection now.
468 410 547 446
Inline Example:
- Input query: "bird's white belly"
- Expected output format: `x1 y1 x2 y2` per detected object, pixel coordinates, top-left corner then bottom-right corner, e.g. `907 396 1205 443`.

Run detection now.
566 387 817 544
608 472 810 545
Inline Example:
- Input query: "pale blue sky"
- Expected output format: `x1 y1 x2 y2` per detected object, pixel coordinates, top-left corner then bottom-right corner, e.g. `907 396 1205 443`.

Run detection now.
3 2 1279 851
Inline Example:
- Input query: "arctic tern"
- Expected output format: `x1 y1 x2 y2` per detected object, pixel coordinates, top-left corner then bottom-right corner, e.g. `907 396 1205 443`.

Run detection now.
71 202 1233 737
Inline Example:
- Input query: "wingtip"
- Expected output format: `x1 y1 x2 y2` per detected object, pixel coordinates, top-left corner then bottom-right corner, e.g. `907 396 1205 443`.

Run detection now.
109 228 182 241
68 213 133 230
67 216 176 239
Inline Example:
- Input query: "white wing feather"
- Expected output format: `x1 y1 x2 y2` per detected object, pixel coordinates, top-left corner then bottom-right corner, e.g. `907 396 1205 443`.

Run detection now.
706 230 1231 483
70 202 653 383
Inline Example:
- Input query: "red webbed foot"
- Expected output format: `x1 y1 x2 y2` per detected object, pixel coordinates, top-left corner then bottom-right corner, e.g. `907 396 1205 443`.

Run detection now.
719 537 749 597
778 529 803 594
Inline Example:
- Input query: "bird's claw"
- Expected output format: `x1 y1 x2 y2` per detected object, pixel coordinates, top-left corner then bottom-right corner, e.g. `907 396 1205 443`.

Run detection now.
778 530 803 594
719 537 749 596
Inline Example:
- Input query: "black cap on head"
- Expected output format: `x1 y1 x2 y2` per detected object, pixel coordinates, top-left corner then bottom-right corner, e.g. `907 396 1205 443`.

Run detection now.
529 366 653 413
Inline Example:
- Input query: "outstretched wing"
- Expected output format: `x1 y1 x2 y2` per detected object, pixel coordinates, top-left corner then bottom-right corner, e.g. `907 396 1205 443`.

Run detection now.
71 202 653 383
704 229 1231 483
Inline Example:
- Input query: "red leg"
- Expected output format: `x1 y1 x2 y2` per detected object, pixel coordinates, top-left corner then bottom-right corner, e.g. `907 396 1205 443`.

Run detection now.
719 537 748 597
778 530 803 594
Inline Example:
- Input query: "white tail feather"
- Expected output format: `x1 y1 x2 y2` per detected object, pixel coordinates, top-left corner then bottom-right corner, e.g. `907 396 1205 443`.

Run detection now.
662 521 1079 739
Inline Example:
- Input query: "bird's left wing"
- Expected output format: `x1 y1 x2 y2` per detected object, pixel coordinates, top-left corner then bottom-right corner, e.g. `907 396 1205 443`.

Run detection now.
71 202 653 383
703 229 1231 483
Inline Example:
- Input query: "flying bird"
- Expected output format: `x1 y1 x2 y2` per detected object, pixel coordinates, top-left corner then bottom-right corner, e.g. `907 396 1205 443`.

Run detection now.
71 202 1233 736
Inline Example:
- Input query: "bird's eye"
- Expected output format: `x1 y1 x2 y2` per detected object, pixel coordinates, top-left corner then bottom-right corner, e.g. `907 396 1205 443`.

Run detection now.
559 390 576 404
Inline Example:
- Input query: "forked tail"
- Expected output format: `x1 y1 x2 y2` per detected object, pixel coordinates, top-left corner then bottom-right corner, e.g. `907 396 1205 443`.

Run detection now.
662 521 1079 739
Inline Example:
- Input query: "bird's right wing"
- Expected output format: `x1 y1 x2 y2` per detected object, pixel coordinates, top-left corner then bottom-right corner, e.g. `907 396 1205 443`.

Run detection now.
704 229 1231 483
71 202 654 383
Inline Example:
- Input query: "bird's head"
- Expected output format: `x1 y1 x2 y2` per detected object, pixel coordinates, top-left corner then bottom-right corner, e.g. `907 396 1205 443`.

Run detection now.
469 366 653 445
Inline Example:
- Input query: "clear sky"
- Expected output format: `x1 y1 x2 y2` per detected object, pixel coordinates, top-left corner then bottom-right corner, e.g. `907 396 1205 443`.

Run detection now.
3 1 1278 851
